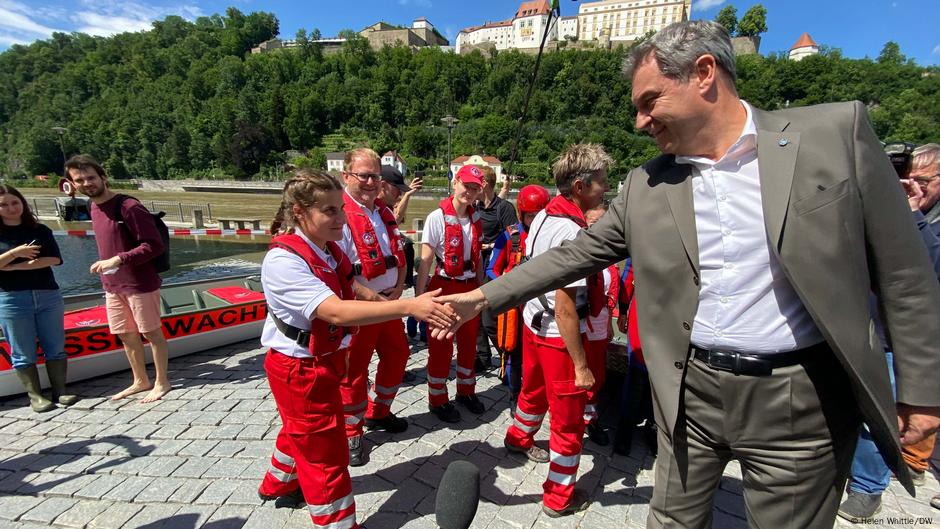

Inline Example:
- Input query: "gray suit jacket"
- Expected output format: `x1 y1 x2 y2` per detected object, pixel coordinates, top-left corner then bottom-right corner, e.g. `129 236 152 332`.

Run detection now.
482 101 940 494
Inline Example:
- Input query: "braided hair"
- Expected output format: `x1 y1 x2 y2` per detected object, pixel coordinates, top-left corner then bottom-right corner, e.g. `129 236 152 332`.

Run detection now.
270 169 343 235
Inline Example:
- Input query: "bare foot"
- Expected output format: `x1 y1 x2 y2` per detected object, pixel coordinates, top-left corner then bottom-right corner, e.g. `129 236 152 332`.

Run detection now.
141 384 171 403
111 382 153 400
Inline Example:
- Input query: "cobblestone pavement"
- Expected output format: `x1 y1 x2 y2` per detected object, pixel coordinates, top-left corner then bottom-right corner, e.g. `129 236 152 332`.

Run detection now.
0 337 937 529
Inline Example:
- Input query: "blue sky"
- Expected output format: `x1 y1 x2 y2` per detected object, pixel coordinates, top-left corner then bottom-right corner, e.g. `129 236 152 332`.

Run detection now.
1 1 938 65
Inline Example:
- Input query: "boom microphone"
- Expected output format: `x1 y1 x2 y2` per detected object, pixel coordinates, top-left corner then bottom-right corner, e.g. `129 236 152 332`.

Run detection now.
435 460 480 529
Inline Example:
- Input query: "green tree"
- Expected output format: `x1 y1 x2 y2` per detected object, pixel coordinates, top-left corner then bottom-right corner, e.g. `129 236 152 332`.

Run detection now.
714 6 738 35
737 4 768 37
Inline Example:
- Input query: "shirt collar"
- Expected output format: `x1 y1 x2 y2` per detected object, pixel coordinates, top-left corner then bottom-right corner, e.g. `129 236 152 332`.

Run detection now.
296 230 332 263
344 190 381 214
675 100 757 168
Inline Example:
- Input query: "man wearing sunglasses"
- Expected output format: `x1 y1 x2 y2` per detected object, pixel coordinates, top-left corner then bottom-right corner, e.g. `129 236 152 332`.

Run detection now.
911 144 940 239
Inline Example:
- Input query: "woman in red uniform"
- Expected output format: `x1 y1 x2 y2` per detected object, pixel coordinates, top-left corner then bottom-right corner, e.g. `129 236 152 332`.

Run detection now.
415 165 485 423
257 169 454 529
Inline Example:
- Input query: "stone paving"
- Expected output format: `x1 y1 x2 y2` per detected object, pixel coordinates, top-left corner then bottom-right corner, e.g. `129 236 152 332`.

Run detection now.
0 336 937 529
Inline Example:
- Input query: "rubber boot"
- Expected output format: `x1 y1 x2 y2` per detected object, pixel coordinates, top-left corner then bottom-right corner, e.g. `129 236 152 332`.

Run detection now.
45 359 79 406
14 365 55 413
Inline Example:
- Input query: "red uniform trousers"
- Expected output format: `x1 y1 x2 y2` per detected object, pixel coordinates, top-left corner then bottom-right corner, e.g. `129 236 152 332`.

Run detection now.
583 337 608 425
505 327 589 511
339 318 410 437
259 350 359 529
427 276 480 407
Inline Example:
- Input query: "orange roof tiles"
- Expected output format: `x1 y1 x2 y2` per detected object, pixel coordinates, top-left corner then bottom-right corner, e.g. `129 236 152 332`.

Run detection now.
790 32 818 50
516 0 551 18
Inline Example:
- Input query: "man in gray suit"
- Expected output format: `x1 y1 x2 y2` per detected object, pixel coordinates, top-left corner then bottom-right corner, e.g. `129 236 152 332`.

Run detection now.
434 20 940 528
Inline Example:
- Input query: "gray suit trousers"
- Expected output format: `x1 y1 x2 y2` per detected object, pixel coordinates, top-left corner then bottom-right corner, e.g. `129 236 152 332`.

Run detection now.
648 349 861 529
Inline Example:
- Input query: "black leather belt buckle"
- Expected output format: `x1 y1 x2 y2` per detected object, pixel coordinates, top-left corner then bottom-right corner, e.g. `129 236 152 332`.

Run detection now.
703 350 773 377
295 330 311 348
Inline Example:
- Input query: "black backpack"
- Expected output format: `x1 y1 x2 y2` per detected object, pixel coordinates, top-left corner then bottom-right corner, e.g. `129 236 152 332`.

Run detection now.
114 194 171 273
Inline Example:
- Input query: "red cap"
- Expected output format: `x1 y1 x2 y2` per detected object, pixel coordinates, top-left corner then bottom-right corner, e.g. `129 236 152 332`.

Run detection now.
455 165 484 186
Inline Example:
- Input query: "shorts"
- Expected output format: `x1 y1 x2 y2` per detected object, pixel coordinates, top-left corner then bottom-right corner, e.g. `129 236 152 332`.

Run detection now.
105 290 163 335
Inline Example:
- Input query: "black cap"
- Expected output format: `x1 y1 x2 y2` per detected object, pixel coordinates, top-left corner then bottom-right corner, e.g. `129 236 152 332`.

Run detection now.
381 165 409 192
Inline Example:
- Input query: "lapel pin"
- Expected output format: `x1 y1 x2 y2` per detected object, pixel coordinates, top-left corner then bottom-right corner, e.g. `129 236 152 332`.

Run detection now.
778 138 790 147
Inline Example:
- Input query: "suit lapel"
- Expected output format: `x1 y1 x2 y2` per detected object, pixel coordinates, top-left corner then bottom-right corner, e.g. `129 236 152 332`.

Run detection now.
754 109 798 250
662 161 699 274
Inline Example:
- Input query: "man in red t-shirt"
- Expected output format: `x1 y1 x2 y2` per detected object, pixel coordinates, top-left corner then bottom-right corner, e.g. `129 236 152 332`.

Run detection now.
66 155 170 403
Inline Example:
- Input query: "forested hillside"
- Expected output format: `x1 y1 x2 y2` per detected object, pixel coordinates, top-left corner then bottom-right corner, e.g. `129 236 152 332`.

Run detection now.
1 8 937 183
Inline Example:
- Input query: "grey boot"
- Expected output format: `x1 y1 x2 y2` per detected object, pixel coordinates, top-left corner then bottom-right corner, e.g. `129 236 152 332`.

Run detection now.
14 365 55 413
45 359 79 406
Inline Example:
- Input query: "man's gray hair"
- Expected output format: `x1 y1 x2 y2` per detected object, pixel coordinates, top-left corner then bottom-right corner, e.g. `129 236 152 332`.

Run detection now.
552 143 614 196
913 143 940 170
623 20 737 83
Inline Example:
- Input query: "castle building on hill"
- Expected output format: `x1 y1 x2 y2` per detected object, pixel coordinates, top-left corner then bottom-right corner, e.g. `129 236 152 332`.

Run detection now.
788 32 819 61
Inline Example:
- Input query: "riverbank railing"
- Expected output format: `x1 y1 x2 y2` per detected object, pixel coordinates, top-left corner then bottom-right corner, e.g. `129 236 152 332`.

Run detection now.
31 197 214 223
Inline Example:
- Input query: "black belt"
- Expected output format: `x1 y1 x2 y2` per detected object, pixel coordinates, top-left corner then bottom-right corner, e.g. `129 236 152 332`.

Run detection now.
691 343 823 376
435 275 477 284
353 255 398 277
268 306 311 347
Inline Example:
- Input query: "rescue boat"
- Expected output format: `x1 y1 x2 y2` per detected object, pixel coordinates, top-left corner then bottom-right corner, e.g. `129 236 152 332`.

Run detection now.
0 275 267 397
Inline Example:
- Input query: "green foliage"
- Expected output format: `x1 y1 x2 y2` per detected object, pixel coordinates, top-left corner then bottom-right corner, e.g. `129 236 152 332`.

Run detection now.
0 8 938 185
714 6 738 35
737 4 768 37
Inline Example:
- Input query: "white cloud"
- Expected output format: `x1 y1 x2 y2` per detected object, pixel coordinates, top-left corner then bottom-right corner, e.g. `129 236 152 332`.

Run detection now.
0 1 62 37
0 31 29 45
692 0 727 12
71 1 204 37
398 0 433 7
933 44 940 55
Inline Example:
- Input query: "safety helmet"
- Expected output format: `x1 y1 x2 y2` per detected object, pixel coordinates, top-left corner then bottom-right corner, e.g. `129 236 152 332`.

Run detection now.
517 185 550 215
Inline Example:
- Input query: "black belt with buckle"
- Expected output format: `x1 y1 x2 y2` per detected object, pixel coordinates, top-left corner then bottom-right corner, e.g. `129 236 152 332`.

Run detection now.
691 344 821 376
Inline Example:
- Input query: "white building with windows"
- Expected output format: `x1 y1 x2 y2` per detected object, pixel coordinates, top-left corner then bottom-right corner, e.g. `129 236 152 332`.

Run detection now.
456 0 692 53
558 16 579 41
578 0 691 43
456 0 555 54
382 151 408 176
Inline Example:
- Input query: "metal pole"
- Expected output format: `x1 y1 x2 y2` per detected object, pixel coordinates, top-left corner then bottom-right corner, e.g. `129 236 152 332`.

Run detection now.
207 203 212 220
177 203 185 223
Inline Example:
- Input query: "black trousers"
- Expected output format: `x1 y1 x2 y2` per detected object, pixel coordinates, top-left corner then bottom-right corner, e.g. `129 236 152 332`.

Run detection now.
476 250 497 359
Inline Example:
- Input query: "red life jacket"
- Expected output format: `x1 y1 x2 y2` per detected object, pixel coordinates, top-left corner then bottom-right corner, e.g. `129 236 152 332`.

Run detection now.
605 265 620 312
342 193 406 280
268 234 357 356
438 197 482 278
543 195 607 318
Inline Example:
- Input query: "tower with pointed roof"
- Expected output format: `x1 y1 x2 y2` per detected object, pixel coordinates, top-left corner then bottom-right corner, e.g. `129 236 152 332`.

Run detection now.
789 32 819 61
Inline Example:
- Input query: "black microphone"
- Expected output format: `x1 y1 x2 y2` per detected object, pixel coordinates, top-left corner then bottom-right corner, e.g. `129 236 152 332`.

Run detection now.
435 460 480 529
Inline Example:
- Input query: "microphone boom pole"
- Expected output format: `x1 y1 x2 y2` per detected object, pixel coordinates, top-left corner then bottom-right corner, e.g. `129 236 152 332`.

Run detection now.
503 0 561 185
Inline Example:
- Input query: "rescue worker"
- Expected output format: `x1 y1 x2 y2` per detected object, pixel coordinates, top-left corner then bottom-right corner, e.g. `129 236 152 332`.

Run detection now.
485 184 551 413
582 203 619 447
502 144 612 517
256 169 454 528
338 149 411 467
415 165 485 423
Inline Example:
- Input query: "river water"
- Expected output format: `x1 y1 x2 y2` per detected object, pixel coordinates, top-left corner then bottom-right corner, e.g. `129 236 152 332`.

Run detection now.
53 233 269 295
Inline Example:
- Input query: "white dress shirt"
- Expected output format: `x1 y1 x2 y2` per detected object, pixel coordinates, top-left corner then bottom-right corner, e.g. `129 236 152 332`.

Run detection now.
261 230 351 357
338 192 399 293
677 101 824 354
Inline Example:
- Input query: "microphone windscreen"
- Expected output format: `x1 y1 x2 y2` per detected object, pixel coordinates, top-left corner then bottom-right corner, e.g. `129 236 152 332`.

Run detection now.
435 460 480 529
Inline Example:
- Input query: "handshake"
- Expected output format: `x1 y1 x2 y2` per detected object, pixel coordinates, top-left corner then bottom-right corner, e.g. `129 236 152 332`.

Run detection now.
408 288 489 340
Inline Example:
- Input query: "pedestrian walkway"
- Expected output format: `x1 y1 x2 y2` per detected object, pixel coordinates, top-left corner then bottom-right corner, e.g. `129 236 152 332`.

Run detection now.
0 337 936 528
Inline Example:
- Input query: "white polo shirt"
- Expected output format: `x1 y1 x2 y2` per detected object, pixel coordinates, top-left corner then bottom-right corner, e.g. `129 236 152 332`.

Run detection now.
338 192 400 293
422 208 478 281
522 210 588 338
261 231 351 358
